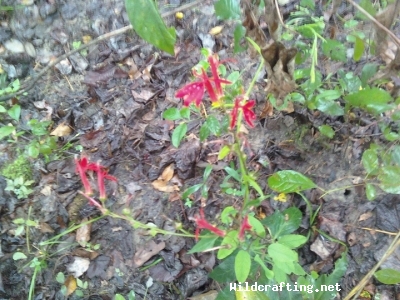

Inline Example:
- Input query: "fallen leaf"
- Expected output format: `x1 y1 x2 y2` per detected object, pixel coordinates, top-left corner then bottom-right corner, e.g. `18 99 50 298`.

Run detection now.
151 179 179 193
359 211 373 222
160 164 174 182
209 26 223 36
133 240 165 267
76 218 91 247
66 256 90 278
64 275 77 296
39 222 54 233
50 122 72 136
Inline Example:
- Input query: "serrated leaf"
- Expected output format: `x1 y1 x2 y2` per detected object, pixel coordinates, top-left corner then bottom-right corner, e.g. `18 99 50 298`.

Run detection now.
362 149 378 174
163 108 181 120
268 170 316 193
8 104 20 121
262 207 302 239
214 0 241 20
375 268 400 284
235 250 251 282
322 39 346 62
125 0 176 54
199 123 210 141
318 125 335 138
171 123 187 148
353 36 364 61
345 88 393 115
0 125 15 140
206 115 221 136
278 234 307 248
13 252 27 260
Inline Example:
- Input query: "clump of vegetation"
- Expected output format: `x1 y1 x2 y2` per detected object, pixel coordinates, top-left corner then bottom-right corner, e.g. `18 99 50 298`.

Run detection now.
1 154 33 181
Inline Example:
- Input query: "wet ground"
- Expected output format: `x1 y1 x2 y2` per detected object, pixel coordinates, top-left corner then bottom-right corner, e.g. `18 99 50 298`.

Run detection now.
0 0 400 299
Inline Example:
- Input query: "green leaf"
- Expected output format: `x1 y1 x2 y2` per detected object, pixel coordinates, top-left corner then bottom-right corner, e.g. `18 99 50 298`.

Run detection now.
356 0 376 20
268 243 298 262
322 39 346 62
206 115 221 136
220 206 237 224
214 0 241 20
362 149 379 175
268 170 316 193
180 107 190 119
13 252 27 260
163 108 181 120
0 125 14 140
115 294 126 300
278 234 307 248
378 166 400 193
318 125 335 138
27 144 40 158
218 145 231 160
128 290 136 300
125 0 176 54
56 272 65 284
188 233 219 254
7 104 20 121
366 184 377 201
262 207 302 239
361 63 377 87
75 290 84 297
15 226 24 236
254 254 274 279
182 183 203 199
375 268 400 284
234 24 246 53
353 36 364 61
244 174 264 196
209 252 237 282
224 166 241 182
218 230 239 259
171 123 187 148
345 88 393 115
199 123 210 141
315 98 344 116
235 250 251 282
236 290 270 300
0 105 7 113
13 218 25 225
248 215 266 238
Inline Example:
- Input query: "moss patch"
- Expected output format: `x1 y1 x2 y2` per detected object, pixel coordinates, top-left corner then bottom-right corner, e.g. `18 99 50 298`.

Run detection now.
1 155 33 181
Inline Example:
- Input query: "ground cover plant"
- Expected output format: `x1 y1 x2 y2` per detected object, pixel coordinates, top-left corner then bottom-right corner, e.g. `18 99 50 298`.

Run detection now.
1 0 400 299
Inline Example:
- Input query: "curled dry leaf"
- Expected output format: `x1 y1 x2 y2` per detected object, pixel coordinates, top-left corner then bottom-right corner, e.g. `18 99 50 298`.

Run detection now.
50 122 72 136
76 218 91 247
152 164 180 193
133 240 166 267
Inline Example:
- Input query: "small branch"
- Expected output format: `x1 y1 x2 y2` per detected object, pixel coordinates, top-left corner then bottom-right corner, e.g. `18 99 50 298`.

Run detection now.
0 0 203 102
346 0 400 48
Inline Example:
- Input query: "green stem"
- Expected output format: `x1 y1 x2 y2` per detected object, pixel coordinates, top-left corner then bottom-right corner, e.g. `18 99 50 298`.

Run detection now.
245 59 264 98
28 264 40 300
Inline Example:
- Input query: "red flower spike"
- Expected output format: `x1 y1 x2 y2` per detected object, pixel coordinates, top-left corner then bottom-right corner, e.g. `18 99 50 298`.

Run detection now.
175 81 205 106
208 55 231 96
75 157 95 195
200 69 218 102
230 98 257 129
238 215 252 241
92 162 117 201
194 208 226 241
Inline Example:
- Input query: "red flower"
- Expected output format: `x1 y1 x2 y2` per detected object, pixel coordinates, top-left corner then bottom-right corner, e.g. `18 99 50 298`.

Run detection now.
75 157 97 195
91 162 117 200
230 98 257 129
194 208 226 241
175 55 231 106
238 215 252 241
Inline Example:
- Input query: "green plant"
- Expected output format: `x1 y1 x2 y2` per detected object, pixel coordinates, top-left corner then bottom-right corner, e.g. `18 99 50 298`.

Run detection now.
56 272 88 297
1 154 32 180
5 176 34 199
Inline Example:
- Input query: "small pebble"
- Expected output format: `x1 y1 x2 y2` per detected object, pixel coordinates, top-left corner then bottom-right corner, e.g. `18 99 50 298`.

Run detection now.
4 39 25 53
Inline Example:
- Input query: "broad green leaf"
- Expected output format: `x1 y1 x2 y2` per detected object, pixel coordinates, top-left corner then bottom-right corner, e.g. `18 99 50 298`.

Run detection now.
268 243 298 262
218 145 231 160
13 218 25 225
128 290 136 300
318 125 335 138
234 24 246 53
248 215 265 237
362 149 379 175
268 170 316 193
361 63 378 87
353 36 364 61
375 268 400 284
315 98 344 116
199 123 210 141
15 225 24 236
0 125 14 140
13 252 27 260
254 254 274 279
322 39 346 62
56 272 65 284
27 144 40 158
345 88 393 115
210 252 237 282
224 166 241 182
115 294 126 300
214 0 241 20
220 206 237 224
163 108 181 120
8 104 20 121
180 107 190 119
262 207 302 239
0 105 6 113
244 174 264 196
218 230 239 259
366 183 377 201
278 234 307 249
338 70 362 93
206 115 221 136
125 0 176 54
356 0 376 20
171 123 187 148
235 250 251 282
188 234 218 253
378 166 400 193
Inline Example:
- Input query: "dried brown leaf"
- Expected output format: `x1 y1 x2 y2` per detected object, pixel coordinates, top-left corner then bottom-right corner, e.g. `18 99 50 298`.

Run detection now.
133 240 165 267
50 122 72 137
76 218 91 247
64 275 77 296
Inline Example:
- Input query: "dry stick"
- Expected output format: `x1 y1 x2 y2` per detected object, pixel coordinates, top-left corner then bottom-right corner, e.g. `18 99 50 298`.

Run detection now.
0 0 203 102
344 231 400 300
346 0 400 48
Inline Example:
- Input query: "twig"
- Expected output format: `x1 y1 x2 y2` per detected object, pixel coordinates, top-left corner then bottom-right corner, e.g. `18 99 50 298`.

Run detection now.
0 0 203 102
346 0 400 48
